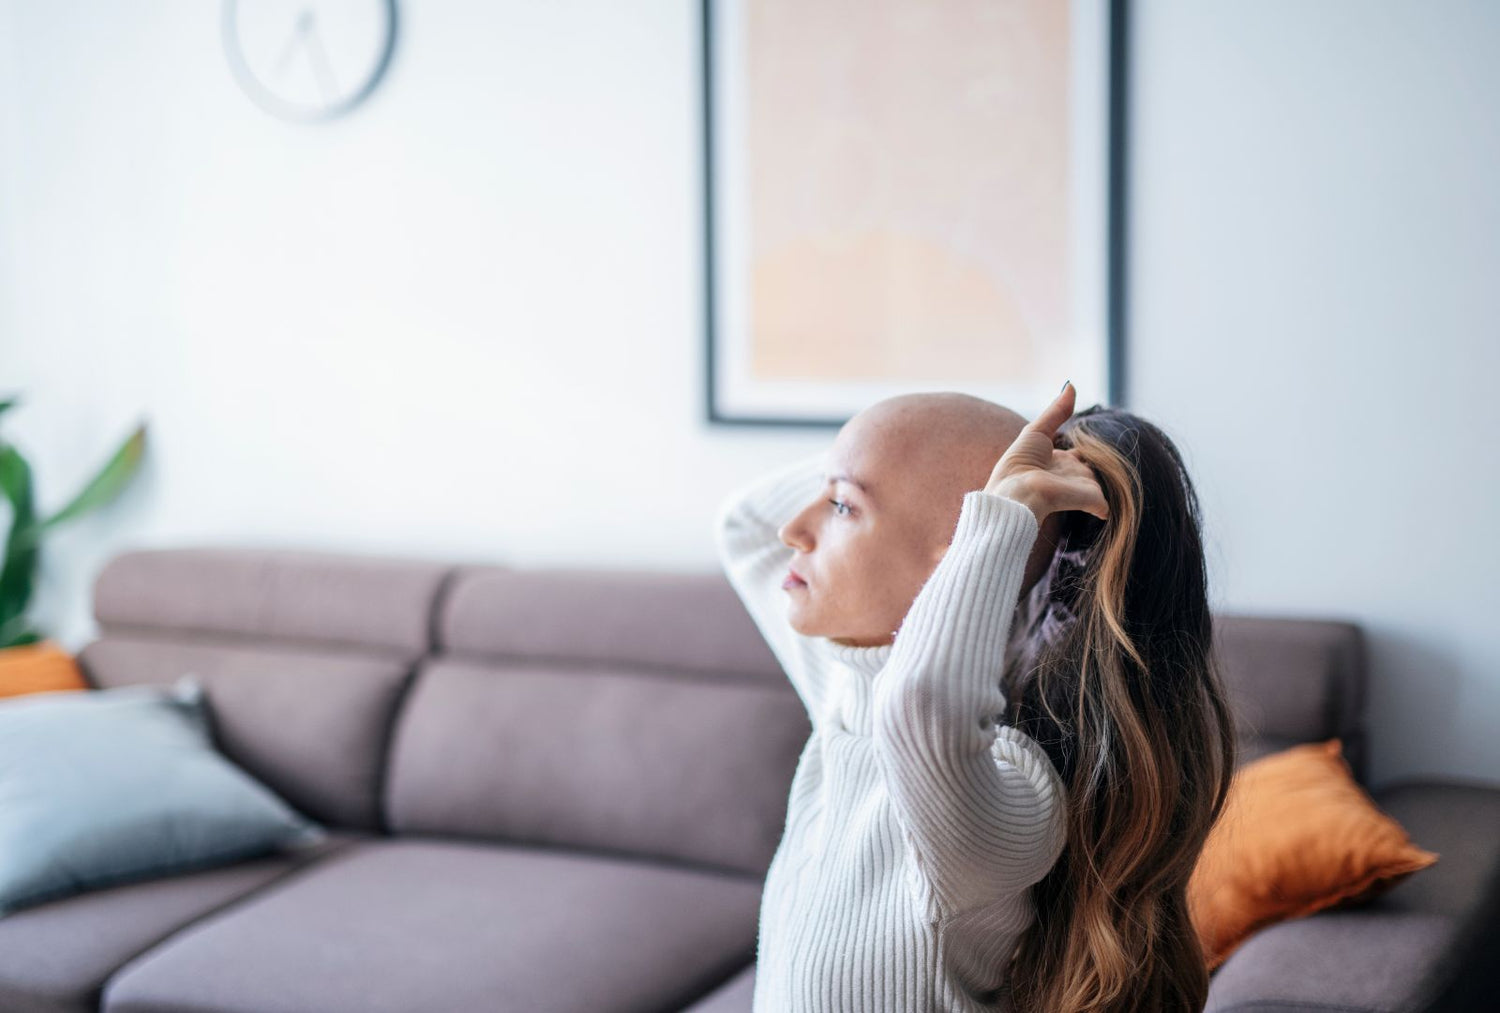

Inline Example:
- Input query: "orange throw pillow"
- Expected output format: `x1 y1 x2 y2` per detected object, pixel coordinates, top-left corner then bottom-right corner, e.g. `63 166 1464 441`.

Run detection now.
0 639 89 700
1187 738 1438 971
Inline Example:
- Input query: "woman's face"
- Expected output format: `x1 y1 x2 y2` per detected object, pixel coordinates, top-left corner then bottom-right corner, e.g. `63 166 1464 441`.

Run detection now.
776 397 1004 647
777 393 1055 648
776 444 945 648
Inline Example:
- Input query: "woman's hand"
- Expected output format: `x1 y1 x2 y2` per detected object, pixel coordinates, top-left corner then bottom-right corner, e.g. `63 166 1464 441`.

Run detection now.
983 381 1110 524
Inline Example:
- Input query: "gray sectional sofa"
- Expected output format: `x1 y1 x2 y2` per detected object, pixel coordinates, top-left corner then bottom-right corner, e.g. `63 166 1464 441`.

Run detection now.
0 546 1495 1013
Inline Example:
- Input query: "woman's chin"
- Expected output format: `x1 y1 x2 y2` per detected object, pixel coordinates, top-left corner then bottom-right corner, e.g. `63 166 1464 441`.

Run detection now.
785 605 822 637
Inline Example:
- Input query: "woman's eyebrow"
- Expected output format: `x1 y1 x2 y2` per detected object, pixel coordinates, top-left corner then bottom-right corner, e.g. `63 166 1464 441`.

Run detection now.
826 472 872 494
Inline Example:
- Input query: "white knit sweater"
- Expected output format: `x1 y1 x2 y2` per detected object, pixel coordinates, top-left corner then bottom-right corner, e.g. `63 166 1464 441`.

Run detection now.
714 450 1069 1013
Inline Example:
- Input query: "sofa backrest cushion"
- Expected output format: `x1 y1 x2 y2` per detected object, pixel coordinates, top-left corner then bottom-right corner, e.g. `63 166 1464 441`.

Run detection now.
434 566 794 682
384 566 808 876
1212 614 1368 783
81 547 454 832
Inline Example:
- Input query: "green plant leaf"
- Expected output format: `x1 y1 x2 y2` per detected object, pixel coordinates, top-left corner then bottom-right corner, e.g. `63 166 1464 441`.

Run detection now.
0 443 38 632
0 613 43 649
18 422 147 551
0 443 32 514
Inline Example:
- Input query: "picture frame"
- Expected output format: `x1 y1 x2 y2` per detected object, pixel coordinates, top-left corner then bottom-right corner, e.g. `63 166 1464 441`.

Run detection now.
702 0 1130 427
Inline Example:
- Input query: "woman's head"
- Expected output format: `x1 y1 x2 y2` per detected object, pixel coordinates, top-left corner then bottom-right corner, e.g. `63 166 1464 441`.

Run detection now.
776 390 1066 648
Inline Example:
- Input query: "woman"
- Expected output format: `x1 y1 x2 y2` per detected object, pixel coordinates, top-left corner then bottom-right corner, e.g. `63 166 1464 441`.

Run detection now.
714 381 1236 1011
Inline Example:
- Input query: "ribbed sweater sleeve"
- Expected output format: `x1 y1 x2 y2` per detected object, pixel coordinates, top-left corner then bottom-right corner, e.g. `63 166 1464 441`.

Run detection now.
712 450 838 731
872 489 1070 921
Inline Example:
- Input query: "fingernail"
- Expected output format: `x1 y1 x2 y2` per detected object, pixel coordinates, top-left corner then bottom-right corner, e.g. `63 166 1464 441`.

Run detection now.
1060 379 1071 393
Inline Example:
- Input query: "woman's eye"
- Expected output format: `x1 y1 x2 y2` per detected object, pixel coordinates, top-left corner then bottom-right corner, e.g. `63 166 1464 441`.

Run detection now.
827 497 851 517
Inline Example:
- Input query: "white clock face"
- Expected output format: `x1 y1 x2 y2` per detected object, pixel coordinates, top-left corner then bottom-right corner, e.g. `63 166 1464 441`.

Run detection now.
223 0 396 122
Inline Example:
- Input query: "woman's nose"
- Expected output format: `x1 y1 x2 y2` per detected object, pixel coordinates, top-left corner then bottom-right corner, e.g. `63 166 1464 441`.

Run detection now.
778 516 812 552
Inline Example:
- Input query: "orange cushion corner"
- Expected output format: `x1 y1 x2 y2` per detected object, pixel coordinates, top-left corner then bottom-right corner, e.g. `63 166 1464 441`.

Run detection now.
0 639 90 700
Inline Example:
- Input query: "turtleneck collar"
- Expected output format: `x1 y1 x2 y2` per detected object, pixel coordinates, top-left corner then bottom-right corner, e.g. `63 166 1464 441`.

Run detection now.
828 638 895 677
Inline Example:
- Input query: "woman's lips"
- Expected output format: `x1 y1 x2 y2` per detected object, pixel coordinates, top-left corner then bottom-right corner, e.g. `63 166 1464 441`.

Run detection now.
782 569 807 590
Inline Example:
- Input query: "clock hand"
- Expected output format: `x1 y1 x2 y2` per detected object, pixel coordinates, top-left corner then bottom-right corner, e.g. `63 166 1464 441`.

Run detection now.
305 19 342 104
273 11 314 78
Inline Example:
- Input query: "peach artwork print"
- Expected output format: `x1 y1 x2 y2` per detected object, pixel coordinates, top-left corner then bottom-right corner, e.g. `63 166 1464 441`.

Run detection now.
744 0 1071 383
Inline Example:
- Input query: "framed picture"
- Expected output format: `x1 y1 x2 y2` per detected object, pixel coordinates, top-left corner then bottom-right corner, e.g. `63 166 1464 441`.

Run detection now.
702 0 1129 427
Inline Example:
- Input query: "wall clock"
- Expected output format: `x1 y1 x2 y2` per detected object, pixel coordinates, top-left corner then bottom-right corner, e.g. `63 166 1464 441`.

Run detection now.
223 0 398 123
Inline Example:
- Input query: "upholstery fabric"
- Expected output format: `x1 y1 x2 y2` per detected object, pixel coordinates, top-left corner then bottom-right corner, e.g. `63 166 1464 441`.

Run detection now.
92 547 451 655
438 565 785 683
681 966 757 1013
0 832 361 1013
1212 615 1367 783
100 838 762 1013
383 655 809 875
1203 908 1456 1013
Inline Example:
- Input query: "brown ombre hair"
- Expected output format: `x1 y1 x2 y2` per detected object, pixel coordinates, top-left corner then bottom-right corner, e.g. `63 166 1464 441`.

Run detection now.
1001 404 1238 1012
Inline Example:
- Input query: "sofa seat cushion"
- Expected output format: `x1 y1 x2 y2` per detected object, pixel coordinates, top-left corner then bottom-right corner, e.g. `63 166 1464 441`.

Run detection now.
1364 779 1500 917
101 837 764 1013
0 831 361 1013
680 965 756 1013
1204 907 1456 1012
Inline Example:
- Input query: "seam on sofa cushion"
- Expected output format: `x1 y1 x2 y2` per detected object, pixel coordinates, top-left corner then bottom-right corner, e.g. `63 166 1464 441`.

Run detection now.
372 661 423 837
91 837 368 1005
369 566 465 835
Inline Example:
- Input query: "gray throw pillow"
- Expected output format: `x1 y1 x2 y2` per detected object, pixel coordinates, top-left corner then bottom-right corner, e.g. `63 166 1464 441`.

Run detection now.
0 674 327 916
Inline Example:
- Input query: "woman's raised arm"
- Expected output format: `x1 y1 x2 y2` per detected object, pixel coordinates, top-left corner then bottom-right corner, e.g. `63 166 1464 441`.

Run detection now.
872 488 1069 921
872 382 1103 921
713 450 841 731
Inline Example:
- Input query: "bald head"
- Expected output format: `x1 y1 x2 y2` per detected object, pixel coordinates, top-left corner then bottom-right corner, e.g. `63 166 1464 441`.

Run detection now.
780 391 1054 647
832 392 1028 523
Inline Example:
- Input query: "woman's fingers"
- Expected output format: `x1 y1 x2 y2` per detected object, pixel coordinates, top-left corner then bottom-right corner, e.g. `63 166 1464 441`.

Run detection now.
1026 380 1076 442
992 383 1110 522
1047 442 1109 520
984 382 1093 510
1063 451 1110 520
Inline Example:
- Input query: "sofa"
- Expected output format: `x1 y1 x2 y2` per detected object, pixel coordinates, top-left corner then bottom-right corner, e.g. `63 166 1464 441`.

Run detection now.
0 545 1494 1013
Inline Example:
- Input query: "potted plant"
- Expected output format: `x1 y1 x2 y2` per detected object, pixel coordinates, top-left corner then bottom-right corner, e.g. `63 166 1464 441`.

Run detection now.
0 396 147 661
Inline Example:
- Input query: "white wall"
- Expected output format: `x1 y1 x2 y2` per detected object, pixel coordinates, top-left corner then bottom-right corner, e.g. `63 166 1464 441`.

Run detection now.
1128 0 1500 789
1 1 1495 788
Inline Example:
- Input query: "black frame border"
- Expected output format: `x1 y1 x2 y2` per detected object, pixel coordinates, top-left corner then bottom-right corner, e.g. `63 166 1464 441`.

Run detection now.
702 0 1130 427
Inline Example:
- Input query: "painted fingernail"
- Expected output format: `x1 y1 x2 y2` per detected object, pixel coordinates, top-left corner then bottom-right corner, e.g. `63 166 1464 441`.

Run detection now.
1060 379 1071 393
